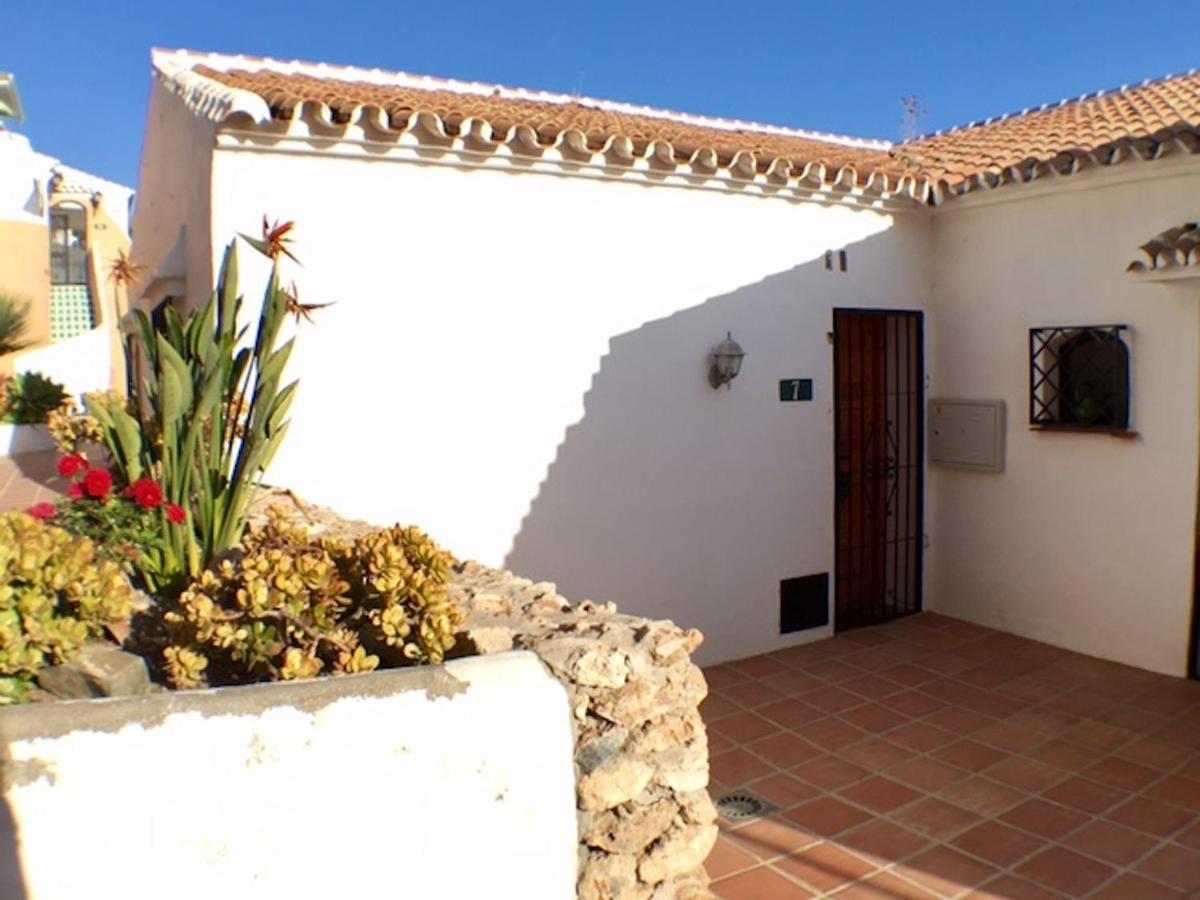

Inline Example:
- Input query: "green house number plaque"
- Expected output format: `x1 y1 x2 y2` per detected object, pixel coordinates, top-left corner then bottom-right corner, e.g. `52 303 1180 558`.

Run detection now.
779 379 813 402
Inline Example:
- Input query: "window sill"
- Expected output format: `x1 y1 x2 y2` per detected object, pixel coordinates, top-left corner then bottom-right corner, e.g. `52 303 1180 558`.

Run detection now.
1029 424 1138 439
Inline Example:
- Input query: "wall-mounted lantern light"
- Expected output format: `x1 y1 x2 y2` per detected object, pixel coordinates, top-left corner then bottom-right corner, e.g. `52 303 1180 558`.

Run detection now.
708 331 746 390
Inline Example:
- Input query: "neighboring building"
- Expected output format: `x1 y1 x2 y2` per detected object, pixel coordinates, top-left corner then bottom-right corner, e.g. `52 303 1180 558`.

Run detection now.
133 49 1200 677
0 73 135 400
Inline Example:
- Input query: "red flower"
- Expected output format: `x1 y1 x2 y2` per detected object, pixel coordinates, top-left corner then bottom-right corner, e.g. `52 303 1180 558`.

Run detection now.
82 468 113 500
57 454 88 478
26 502 56 520
128 478 164 510
67 482 84 500
166 503 187 525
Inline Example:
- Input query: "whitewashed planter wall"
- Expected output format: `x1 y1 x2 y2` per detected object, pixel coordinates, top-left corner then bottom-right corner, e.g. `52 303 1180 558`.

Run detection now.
0 652 578 900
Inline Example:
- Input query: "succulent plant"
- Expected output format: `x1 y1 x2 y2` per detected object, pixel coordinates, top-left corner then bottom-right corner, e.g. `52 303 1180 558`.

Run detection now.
161 511 463 689
3 371 68 425
0 512 135 703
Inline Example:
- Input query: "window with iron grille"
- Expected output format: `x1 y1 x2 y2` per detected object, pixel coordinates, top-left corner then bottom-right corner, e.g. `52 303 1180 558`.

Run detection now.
1029 325 1130 431
49 204 88 285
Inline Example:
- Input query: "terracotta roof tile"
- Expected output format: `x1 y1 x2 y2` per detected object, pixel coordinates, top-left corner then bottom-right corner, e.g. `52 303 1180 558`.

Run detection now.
901 71 1200 186
186 62 909 190
156 51 1200 204
1127 223 1200 275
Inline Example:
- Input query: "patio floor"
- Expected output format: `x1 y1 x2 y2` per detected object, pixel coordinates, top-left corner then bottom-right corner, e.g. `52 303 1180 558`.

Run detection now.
701 614 1200 898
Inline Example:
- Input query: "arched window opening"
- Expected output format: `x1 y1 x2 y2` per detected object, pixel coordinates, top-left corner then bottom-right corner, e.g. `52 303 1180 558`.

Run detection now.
1030 325 1130 431
49 202 88 285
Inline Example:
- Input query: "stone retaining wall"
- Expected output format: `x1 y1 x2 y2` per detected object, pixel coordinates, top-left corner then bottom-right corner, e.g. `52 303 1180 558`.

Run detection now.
450 563 717 900
247 491 718 898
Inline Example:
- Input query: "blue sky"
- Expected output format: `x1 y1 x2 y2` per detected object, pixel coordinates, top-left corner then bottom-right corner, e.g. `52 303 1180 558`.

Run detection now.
5 0 1196 188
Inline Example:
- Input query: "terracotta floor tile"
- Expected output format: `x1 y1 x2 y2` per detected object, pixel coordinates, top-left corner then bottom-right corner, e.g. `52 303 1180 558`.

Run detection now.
746 732 817 770
711 865 814 899
880 691 949 719
1115 737 1195 772
1014 846 1116 896
1062 818 1159 867
841 628 894 647
839 703 910 735
744 771 820 810
1154 716 1200 746
1095 704 1169 733
841 674 906 700
769 642 840 668
721 680 786 709
888 756 970 792
770 671 827 695
757 699 825 729
1089 873 1187 900
804 660 867 683
897 845 999 894
728 654 790 679
1175 756 1200 782
951 819 1045 868
1040 776 1129 815
886 721 959 753
837 738 916 774
933 739 1007 773
836 818 930 863
710 748 776 788
881 664 941 687
710 711 780 744
708 731 736 755
704 665 751 691
726 815 820 860
701 694 742 722
789 755 870 792
1000 798 1090 840
1006 707 1080 735
1081 756 1163 792
774 841 877 893
1172 819 1200 851
985 756 1068 793
970 721 1045 753
799 686 866 715
796 717 867 752
923 705 994 735
918 653 979 676
938 777 1026 817
1060 719 1139 754
975 874 1064 899
1143 774 1200 813
705 835 760 881
1134 843 1200 891
1105 796 1196 838
838 776 921 814
782 796 872 838
892 796 983 840
837 871 941 899
1025 738 1104 772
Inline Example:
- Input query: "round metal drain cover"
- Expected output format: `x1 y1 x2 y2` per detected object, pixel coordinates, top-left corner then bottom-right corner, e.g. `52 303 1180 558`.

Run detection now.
715 792 775 822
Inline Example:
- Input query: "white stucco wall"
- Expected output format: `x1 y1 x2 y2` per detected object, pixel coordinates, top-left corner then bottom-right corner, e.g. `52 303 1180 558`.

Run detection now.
0 652 577 900
191 132 931 666
130 80 217 308
0 132 48 226
925 157 1200 676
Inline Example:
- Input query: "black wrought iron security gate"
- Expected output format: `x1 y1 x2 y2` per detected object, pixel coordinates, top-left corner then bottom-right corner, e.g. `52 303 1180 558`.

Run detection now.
833 309 924 631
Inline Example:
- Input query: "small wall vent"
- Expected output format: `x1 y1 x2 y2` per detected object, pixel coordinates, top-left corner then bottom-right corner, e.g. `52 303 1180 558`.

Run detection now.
780 573 830 634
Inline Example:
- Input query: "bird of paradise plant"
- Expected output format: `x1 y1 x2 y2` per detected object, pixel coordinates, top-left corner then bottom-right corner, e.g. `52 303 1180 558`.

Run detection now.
80 219 320 594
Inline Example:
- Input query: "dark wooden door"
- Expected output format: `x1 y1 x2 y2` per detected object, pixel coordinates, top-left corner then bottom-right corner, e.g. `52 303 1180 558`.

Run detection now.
834 310 924 631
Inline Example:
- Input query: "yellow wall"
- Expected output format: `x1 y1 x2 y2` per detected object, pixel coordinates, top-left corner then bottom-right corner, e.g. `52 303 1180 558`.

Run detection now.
0 218 51 348
0 195 131 387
